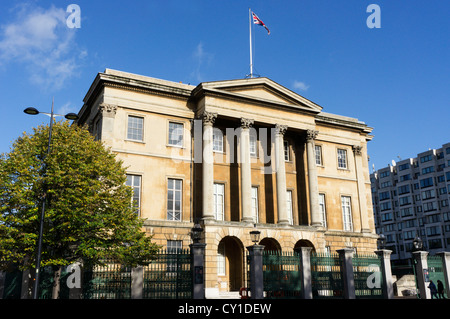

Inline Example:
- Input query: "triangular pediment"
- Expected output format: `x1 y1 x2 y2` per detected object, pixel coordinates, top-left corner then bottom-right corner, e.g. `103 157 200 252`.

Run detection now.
195 77 322 113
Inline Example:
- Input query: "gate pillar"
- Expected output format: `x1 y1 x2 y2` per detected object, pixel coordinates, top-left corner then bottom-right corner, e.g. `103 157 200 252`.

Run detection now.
190 243 206 299
247 245 265 299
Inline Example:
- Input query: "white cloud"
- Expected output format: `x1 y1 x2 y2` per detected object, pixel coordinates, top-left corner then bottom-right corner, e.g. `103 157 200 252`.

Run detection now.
57 101 77 116
0 4 86 90
292 80 310 92
191 42 213 82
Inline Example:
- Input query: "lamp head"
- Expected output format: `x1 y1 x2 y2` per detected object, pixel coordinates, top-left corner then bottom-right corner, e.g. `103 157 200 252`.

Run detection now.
250 230 261 245
64 113 79 120
24 107 40 115
190 223 203 243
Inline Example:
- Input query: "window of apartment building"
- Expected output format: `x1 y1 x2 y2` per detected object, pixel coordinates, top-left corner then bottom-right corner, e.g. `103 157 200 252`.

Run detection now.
251 186 259 223
379 171 390 178
400 207 413 217
250 133 257 157
341 196 353 231
403 230 415 240
214 183 225 221
428 238 443 249
439 187 447 195
284 141 290 161
427 214 441 223
287 190 293 225
315 145 323 166
337 149 347 169
420 154 433 163
399 196 411 206
423 201 437 212
398 163 410 171
168 122 184 147
427 226 441 237
213 128 224 152
446 172 450 181
380 202 391 211
380 181 391 188
421 189 436 200
399 220 416 230
421 166 435 175
126 174 141 215
319 193 327 227
379 191 390 201
438 175 446 183
398 185 410 195
399 174 411 182
127 115 144 141
420 177 434 188
167 178 182 221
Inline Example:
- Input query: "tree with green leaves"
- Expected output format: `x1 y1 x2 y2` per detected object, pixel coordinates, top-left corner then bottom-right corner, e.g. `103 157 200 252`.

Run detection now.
0 121 160 298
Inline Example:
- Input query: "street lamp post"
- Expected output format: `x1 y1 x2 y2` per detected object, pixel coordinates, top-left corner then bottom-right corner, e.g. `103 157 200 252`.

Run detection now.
24 98 78 299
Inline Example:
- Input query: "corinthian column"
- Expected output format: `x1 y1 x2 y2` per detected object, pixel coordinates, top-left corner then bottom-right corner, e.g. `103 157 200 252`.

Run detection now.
275 124 289 225
240 118 254 223
201 111 217 220
306 130 322 227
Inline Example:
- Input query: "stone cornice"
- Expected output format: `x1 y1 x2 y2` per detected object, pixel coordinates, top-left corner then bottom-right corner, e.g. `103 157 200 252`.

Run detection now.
315 112 373 134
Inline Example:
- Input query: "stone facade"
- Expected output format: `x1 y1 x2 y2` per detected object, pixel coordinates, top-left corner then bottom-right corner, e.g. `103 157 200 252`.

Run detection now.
77 69 378 296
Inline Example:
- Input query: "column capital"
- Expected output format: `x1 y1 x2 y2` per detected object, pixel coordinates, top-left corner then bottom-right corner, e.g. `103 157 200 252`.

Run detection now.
275 124 288 136
240 117 254 129
99 103 117 118
352 145 363 156
201 111 217 125
306 129 318 141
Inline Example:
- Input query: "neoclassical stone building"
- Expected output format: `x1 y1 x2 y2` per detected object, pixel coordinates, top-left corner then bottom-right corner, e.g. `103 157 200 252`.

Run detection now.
76 69 378 297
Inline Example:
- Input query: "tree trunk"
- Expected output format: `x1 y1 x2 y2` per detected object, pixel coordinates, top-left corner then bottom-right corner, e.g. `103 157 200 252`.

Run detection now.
52 266 61 299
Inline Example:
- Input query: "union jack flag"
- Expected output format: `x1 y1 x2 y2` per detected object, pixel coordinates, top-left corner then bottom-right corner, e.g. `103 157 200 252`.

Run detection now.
252 12 270 35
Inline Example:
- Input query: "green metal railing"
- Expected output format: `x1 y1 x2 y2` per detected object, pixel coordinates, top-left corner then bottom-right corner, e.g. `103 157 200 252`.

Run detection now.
311 253 344 299
82 260 132 299
427 255 445 298
2 250 193 299
2 270 22 299
143 249 192 299
353 254 383 299
262 251 302 299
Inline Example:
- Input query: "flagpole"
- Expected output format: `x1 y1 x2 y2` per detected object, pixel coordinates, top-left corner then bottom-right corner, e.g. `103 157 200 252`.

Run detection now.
248 8 253 78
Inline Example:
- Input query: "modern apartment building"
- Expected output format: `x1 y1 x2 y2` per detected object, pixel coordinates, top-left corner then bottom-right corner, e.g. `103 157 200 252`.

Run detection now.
76 69 378 297
371 143 450 263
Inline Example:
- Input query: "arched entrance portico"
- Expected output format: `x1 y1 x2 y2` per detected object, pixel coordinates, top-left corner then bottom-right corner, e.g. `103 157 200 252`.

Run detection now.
217 236 244 292
259 237 281 252
294 239 316 252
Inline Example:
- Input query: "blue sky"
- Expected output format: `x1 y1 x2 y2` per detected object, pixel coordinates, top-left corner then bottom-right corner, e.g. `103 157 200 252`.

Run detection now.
0 0 449 172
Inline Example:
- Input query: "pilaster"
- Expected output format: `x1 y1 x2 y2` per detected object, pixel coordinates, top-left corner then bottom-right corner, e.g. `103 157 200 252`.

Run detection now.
306 130 321 227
